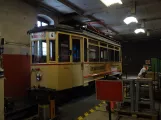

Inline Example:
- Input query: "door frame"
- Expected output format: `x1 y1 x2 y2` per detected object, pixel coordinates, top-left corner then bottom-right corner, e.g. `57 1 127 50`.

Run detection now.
71 36 84 87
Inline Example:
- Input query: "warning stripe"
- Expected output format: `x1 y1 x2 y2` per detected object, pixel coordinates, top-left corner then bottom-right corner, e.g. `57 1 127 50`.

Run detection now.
77 101 106 120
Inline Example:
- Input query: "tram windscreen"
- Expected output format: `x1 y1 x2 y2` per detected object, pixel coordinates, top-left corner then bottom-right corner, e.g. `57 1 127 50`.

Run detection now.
58 34 70 62
32 40 47 63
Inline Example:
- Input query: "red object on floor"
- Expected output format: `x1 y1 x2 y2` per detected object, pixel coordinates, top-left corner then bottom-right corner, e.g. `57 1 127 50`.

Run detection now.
105 102 116 111
96 80 123 101
111 101 116 110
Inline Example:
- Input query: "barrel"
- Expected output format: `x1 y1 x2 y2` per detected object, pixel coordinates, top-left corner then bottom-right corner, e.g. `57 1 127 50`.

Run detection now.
38 104 50 120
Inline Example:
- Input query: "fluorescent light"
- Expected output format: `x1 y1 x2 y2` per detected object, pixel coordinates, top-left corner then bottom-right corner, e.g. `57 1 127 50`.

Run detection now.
134 28 145 34
123 16 138 25
100 0 122 7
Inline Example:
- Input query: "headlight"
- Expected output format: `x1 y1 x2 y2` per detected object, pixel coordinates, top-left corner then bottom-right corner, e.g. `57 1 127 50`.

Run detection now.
36 73 42 81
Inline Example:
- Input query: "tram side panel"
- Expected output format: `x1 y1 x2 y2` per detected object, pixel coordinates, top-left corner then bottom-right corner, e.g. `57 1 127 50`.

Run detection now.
57 65 73 90
83 62 122 84
110 62 122 73
71 64 83 87
31 65 58 90
83 63 110 84
30 62 122 90
31 64 75 91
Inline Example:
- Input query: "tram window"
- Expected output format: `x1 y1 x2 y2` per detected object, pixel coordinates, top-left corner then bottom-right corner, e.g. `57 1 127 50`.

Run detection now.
72 39 80 62
58 34 70 62
32 40 47 63
89 45 99 62
100 47 108 62
115 51 120 62
49 40 55 61
108 49 114 61
84 38 87 62
42 42 47 56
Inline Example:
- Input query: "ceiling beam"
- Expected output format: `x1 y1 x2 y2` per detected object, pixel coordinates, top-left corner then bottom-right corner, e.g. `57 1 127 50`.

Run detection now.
23 0 62 15
57 0 84 15
144 16 161 22
57 0 118 34
38 3 63 15
84 1 161 15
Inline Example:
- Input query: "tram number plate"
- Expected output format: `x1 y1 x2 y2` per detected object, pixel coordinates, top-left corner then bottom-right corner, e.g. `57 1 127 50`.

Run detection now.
49 32 55 39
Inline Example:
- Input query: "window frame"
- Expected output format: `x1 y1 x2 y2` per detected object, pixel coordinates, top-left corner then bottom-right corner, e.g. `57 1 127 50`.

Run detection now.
114 46 121 62
84 38 88 62
72 38 81 62
88 43 100 62
31 40 47 64
49 40 56 62
100 46 108 62
58 33 71 63
108 48 115 62
115 50 120 62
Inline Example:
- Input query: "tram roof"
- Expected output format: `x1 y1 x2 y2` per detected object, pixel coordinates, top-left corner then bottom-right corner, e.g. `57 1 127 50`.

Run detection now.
27 25 121 46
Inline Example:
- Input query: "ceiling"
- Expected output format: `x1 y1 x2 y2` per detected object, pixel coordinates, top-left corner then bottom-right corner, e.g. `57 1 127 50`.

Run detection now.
26 0 161 41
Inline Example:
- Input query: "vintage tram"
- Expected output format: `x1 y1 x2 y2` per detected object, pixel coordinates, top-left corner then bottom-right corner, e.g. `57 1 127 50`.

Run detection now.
28 25 122 99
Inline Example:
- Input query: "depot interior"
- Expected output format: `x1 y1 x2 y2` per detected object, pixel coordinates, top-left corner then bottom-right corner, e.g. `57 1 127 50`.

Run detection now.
1 0 161 120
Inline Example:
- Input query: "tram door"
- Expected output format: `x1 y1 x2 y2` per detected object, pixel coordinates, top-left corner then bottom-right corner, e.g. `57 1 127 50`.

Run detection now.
72 37 83 87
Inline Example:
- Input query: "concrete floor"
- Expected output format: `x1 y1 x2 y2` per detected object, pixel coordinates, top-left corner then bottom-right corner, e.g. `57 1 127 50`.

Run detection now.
24 94 101 120
25 102 152 120
84 112 148 120
59 94 101 120
58 91 151 120
83 103 150 120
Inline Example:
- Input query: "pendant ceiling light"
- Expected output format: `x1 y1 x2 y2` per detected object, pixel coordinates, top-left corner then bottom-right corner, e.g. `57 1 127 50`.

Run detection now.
134 20 146 34
134 28 145 34
124 16 138 25
100 0 123 7
123 1 138 25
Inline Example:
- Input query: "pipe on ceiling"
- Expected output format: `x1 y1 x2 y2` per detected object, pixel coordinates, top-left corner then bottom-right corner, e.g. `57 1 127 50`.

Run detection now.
57 0 118 34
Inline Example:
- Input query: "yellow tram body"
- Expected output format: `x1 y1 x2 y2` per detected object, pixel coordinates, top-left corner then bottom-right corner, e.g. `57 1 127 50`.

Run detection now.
29 25 122 91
